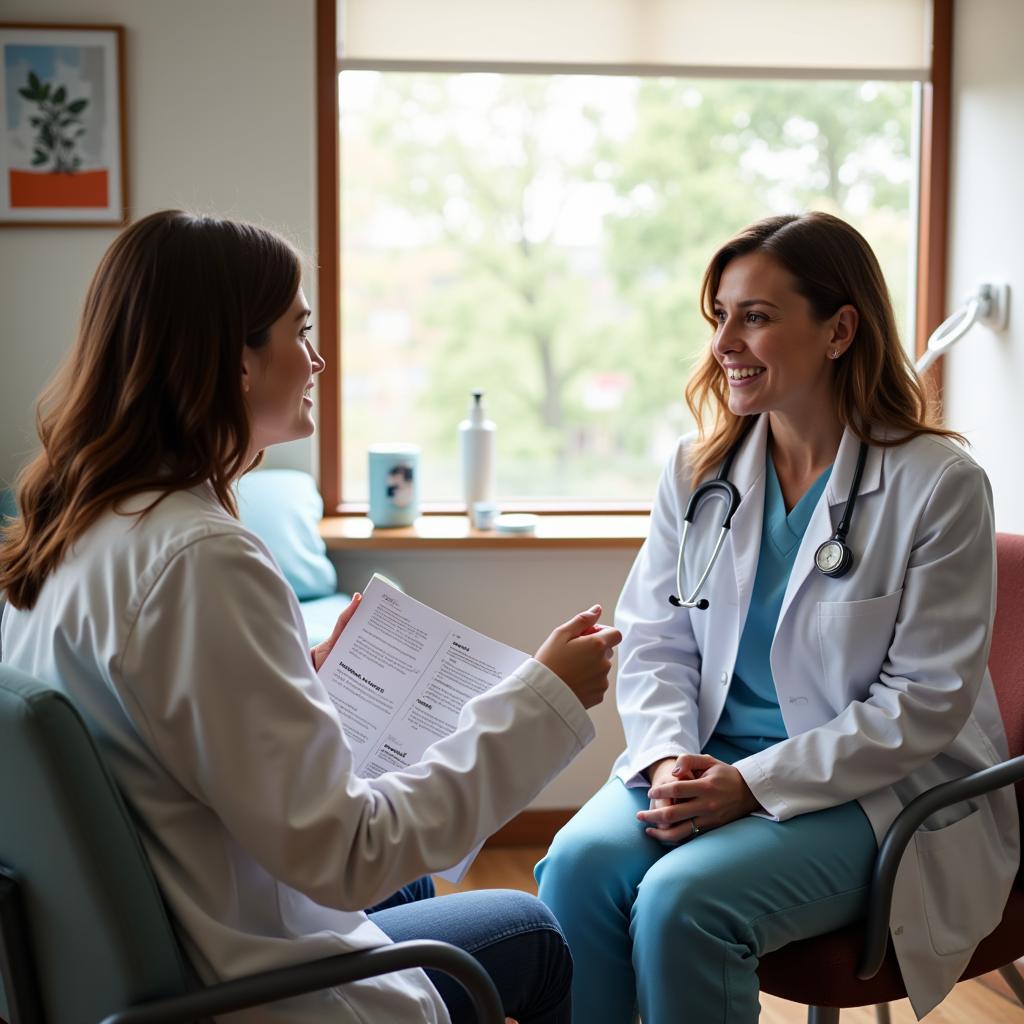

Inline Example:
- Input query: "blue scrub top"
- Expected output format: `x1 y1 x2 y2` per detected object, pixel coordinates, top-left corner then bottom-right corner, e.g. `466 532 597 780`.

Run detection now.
712 453 832 756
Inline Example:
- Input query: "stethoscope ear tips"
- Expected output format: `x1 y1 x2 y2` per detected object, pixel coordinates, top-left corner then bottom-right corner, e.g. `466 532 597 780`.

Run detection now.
668 594 710 610
669 595 682 607
696 599 710 610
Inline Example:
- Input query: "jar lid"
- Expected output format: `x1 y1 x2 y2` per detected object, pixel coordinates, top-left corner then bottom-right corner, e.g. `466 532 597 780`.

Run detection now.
494 513 538 535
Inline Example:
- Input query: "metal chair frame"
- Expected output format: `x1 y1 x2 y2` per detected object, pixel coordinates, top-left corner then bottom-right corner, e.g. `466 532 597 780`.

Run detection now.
800 754 1024 1023
0 866 503 1024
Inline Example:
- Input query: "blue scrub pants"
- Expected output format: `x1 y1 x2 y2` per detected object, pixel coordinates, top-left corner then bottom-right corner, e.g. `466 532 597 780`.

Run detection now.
368 877 572 1023
534 739 878 1024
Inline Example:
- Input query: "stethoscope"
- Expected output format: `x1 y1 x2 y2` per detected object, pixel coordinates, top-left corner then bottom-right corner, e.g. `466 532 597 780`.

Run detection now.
669 431 869 611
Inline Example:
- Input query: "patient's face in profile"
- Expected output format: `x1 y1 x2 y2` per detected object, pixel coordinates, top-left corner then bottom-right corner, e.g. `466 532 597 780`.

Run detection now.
243 287 325 451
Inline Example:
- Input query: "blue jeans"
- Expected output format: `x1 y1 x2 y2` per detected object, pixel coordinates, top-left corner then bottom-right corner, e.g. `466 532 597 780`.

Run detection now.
368 878 572 1023
534 739 878 1024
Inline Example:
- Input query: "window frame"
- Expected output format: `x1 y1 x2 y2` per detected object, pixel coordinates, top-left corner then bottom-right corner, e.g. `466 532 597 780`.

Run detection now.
315 0 952 515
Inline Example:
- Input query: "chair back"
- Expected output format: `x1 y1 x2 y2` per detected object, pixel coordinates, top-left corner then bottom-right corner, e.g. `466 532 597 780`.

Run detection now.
0 665 191 1024
991 533 1024 822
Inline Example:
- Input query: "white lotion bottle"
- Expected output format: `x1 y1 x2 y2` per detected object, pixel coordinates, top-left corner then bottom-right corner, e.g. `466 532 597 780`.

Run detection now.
458 390 496 511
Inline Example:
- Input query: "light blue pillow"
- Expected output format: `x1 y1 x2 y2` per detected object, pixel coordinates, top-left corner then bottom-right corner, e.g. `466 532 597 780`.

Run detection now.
298 593 354 647
0 487 16 524
236 470 338 601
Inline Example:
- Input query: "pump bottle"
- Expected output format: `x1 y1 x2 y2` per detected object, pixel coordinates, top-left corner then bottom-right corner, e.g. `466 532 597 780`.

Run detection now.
458 390 496 510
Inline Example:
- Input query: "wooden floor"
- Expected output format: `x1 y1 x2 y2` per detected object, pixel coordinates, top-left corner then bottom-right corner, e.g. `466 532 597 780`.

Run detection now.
436 847 1023 1024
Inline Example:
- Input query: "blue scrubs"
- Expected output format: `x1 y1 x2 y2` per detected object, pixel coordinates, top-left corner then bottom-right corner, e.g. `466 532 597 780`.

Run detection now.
536 455 878 1024
714 457 830 754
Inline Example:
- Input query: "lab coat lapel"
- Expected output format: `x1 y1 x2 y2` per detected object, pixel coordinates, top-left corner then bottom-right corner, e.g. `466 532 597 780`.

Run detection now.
727 416 769 631
775 427 884 631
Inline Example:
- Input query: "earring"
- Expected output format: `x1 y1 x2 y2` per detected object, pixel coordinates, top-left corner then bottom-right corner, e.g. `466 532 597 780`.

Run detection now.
829 348 840 360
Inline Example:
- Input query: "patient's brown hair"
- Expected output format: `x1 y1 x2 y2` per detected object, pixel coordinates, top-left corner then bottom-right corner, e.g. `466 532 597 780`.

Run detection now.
0 209 301 609
684 212 963 484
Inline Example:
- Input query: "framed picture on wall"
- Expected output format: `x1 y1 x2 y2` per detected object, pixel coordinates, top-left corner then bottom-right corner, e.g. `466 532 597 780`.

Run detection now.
0 23 127 227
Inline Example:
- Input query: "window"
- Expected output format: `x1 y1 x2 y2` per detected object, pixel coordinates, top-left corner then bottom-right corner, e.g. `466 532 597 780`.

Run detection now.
318 0 948 512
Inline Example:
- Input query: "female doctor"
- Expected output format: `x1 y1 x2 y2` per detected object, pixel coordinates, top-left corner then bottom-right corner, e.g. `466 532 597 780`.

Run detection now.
0 209 622 1024
536 212 1019 1023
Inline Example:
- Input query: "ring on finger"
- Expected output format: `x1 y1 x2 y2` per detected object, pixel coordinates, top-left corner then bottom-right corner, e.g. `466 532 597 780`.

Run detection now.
690 818 702 837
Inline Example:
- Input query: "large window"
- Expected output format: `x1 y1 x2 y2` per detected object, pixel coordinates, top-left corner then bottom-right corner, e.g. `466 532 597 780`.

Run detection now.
340 73 916 504
321 0 946 512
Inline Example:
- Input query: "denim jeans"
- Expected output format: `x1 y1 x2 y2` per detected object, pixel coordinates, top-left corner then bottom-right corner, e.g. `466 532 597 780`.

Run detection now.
368 878 572 1024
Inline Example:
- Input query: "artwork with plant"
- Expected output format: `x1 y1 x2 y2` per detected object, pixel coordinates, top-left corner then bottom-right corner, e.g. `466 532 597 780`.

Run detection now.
18 70 90 173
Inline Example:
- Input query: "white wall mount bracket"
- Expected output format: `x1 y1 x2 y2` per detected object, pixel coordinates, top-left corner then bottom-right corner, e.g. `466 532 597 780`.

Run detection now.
975 282 1010 331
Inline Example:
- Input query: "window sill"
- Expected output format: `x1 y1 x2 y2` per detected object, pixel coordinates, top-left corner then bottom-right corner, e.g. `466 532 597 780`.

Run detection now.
318 514 649 550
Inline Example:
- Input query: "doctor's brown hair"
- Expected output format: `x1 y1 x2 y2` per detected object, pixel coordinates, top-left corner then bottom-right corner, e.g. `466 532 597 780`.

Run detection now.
684 212 963 485
0 209 302 610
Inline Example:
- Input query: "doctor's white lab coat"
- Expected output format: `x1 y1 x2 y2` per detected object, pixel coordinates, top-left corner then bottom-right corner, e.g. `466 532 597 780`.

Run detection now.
613 415 1019 1019
1 486 596 1024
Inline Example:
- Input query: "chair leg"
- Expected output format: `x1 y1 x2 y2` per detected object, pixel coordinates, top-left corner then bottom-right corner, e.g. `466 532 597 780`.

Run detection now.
998 963 1024 1008
807 1007 840 1024
874 1003 892 1024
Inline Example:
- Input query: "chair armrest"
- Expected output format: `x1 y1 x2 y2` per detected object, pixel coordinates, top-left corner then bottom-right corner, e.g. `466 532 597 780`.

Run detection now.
857 753 1024 980
98 939 504 1024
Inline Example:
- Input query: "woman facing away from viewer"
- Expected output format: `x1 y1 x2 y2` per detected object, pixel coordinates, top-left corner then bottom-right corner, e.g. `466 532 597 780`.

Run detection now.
0 209 622 1024
536 212 1019 1023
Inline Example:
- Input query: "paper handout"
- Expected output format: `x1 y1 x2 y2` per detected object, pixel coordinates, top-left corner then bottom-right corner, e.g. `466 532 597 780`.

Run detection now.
317 574 531 880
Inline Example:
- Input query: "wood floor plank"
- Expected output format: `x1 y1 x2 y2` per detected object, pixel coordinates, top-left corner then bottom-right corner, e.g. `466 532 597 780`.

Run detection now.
435 847 1023 1023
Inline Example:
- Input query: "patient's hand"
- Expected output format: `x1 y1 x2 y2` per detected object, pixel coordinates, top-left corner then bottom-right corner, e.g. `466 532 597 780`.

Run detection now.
311 593 362 672
534 606 622 709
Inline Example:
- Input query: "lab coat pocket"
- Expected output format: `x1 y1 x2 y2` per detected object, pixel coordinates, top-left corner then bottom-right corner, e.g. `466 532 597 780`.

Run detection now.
914 807 1003 955
816 588 903 700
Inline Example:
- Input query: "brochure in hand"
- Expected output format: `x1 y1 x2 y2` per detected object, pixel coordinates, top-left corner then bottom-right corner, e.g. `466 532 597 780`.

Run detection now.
316 573 531 881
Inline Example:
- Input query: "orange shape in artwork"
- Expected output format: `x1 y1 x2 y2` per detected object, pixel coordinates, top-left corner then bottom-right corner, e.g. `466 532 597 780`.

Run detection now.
9 169 109 208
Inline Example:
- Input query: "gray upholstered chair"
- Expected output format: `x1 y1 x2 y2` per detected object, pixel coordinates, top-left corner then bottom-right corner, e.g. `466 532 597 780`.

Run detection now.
0 665 502 1024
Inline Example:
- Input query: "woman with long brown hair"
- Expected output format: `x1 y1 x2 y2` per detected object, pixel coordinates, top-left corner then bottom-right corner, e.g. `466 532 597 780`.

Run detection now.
0 209 622 1024
537 212 1018 1023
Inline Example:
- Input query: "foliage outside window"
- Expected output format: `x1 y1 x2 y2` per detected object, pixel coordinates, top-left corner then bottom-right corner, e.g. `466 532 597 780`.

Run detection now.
340 73 914 505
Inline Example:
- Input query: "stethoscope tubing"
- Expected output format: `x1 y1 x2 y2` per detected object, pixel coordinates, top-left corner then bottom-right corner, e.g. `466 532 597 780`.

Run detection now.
673 480 740 609
669 425 869 611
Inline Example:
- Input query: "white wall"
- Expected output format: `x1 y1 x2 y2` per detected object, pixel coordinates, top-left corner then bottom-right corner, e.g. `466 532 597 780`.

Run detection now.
0 0 316 488
945 0 1024 531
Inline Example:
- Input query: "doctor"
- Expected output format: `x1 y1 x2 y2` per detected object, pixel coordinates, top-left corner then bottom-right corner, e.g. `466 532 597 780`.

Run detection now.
536 212 1019 1023
0 209 622 1024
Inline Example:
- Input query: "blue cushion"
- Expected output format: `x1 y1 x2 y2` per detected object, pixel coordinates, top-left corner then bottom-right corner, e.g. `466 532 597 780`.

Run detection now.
0 487 16 523
299 592 355 647
236 470 337 601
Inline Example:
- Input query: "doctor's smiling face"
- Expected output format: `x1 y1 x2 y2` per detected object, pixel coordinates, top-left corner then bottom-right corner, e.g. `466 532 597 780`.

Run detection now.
712 250 858 425
242 286 326 453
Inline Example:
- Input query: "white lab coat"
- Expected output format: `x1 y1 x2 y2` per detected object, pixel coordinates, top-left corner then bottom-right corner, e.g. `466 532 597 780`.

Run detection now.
1 485 595 1024
612 415 1019 1018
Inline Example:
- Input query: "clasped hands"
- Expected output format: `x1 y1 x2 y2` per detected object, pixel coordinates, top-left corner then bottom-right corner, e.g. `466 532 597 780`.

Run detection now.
637 753 764 844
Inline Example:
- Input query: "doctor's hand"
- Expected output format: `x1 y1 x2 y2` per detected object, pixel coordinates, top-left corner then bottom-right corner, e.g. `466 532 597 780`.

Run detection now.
637 753 765 844
534 606 623 710
310 593 362 673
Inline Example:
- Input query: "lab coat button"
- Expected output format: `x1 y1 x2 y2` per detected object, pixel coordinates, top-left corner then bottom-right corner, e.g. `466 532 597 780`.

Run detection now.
894 925 904 936
720 672 728 684
788 696 808 705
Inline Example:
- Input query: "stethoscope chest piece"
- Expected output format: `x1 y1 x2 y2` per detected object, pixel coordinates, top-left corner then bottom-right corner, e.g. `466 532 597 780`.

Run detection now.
814 538 853 578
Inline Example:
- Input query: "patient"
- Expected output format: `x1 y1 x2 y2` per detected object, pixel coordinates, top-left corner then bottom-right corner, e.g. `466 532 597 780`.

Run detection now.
0 209 621 1024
